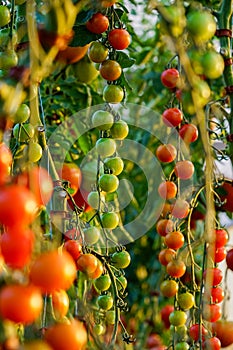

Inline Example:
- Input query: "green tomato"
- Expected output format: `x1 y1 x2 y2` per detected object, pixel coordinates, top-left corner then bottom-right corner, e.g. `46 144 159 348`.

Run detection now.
25 142 43 162
83 226 100 245
88 41 108 63
13 123 35 142
94 274 111 291
111 251 131 269
73 60 99 84
110 120 129 140
116 275 127 290
178 292 195 310
0 28 17 47
92 110 114 131
188 49 204 75
201 50 225 79
101 211 119 229
11 103 30 123
0 50 18 70
104 157 124 176
187 10 217 44
103 85 124 104
98 173 119 193
96 138 116 158
169 310 187 327
93 323 105 335
0 5 11 27
106 310 115 325
87 190 100 209
97 294 113 310
175 342 189 350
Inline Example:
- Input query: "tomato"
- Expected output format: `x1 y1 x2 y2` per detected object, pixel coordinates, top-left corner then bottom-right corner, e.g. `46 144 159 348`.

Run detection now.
201 50 224 80
160 279 178 298
97 294 113 310
203 337 221 350
0 284 43 324
87 190 100 209
98 173 119 193
96 138 116 157
175 342 189 350
156 144 177 163
165 231 184 250
104 157 124 175
101 211 119 229
108 29 131 50
203 268 223 286
88 42 108 63
169 310 187 327
92 110 114 131
0 143 12 186
158 248 176 266
13 123 35 142
212 321 233 347
156 219 174 237
29 250 77 293
160 304 174 328
100 0 117 7
158 180 177 199
226 248 233 271
83 226 100 245
174 160 194 180
45 319 87 350
189 323 208 342
56 44 89 64
161 68 179 88
111 251 131 268
71 188 91 212
73 59 99 83
166 259 186 278
11 103 30 123
160 202 172 217
25 142 43 162
210 286 224 304
177 292 194 310
63 240 82 261
1 227 34 269
217 182 233 212
110 120 129 140
179 123 198 143
20 340 53 350
213 246 226 263
103 84 124 103
14 166 54 206
93 323 105 335
214 229 228 248
0 50 18 70
146 333 163 348
94 274 111 291
63 228 81 241
88 259 104 279
162 108 183 127
52 289 69 320
171 199 190 219
187 10 217 44
76 253 98 275
106 310 115 325
60 163 82 196
99 60 122 81
116 275 127 291
203 303 221 323
0 184 38 227
86 13 109 34
0 5 11 27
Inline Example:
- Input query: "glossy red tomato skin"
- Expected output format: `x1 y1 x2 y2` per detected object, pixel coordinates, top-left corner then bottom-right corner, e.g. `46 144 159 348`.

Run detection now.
226 248 233 270
203 337 221 350
158 181 177 199
211 286 224 304
0 184 38 227
212 321 233 347
161 304 174 328
156 219 174 237
86 13 109 34
161 68 179 88
166 259 186 278
0 284 43 324
203 304 222 323
214 229 228 248
60 163 82 196
156 144 177 163
189 324 208 341
162 108 183 127
203 268 223 286
213 246 226 263
179 123 198 143
0 143 12 186
108 29 131 50
1 227 34 269
68 188 91 212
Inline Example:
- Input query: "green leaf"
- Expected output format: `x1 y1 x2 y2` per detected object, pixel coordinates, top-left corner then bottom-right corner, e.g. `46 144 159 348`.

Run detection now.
117 51 135 68
71 25 101 46
78 133 92 155
75 10 96 25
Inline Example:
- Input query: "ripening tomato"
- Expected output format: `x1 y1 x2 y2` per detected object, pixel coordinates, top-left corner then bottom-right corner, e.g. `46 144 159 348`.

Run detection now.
218 182 233 212
29 250 77 293
210 286 224 304
0 284 43 324
174 160 194 180
99 60 122 81
212 321 233 347
179 123 198 143
88 259 104 279
158 248 176 266
203 303 222 323
52 289 69 320
45 319 87 350
146 333 163 348
108 29 131 50
0 184 38 227
177 292 195 310
187 10 217 44
161 304 174 328
171 199 190 219
156 219 174 237
214 229 228 248
166 259 186 278
56 44 89 64
203 268 223 286
213 246 226 263
160 279 178 297
60 163 82 196
226 248 233 271
63 240 82 261
100 0 117 7
86 13 109 34
0 143 12 186
76 253 98 275
189 324 208 342
156 144 177 163
161 68 179 88
158 181 177 199
169 310 187 327
162 108 183 127
164 231 185 250
203 336 221 350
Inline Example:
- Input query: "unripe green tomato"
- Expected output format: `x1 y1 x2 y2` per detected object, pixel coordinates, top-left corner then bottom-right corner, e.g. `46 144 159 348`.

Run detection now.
188 49 204 75
111 251 131 269
88 42 108 63
13 123 35 142
0 28 17 47
169 310 187 327
98 173 119 193
175 325 187 341
187 10 217 44
104 157 124 175
93 323 105 335
24 142 43 162
106 310 115 325
97 294 113 310
94 274 111 291
103 85 124 104
201 50 225 79
175 342 189 350
101 211 119 229
83 226 100 245
73 60 99 84
110 120 129 140
0 50 18 70
177 292 195 310
116 275 127 290
92 110 114 130
0 5 11 27
87 191 100 209
11 103 30 123
96 138 116 158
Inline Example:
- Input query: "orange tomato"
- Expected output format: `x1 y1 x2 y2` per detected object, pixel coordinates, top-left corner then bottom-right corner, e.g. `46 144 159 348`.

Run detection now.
60 163 82 196
52 289 70 320
56 45 89 64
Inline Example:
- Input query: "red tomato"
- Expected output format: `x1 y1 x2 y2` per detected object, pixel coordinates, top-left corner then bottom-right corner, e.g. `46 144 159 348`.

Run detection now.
164 231 185 250
174 160 194 180
63 240 82 261
204 336 221 350
171 199 190 219
161 304 174 328
108 28 131 50
0 284 43 324
63 228 81 241
213 246 226 263
86 13 109 34
88 259 104 279
212 321 233 347
156 219 174 237
156 144 177 163
203 268 223 286
189 324 208 341
161 68 179 88
1 227 34 269
0 184 38 227
146 333 163 348
211 286 224 304
203 304 221 323
60 163 82 196
166 259 186 278
162 108 183 127
0 143 12 186
29 250 77 293
68 188 91 212
158 181 177 199
226 248 233 271
158 248 176 266
179 123 198 143
214 229 228 248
